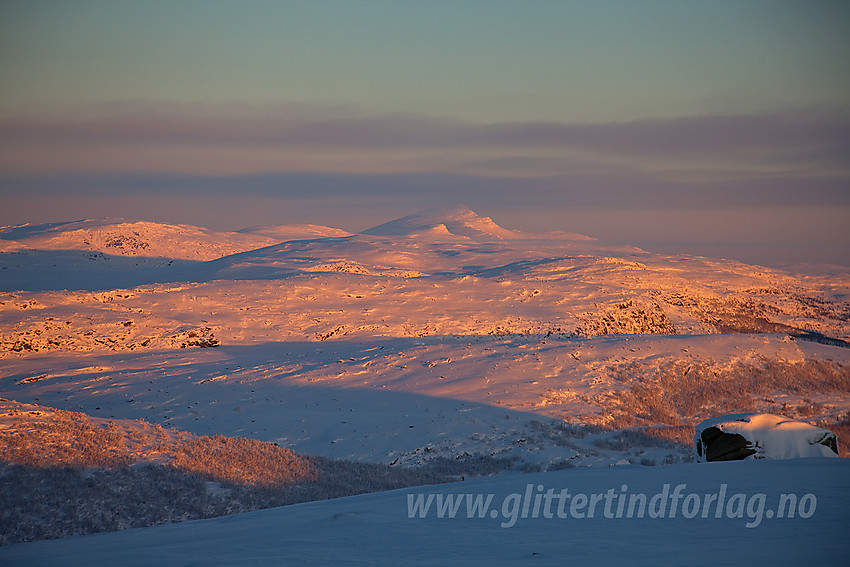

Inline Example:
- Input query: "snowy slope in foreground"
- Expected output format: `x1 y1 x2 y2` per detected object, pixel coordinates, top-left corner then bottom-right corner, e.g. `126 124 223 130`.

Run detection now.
5 334 847 470
3 458 847 566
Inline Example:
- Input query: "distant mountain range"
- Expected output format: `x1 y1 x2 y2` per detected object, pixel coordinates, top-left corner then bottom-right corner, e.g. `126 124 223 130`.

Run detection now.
1 206 846 344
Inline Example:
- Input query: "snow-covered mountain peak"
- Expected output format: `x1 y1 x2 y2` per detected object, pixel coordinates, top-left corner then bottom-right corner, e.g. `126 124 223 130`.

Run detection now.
361 205 521 241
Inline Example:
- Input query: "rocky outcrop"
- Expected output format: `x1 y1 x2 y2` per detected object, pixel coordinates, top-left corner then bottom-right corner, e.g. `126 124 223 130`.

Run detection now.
695 413 839 462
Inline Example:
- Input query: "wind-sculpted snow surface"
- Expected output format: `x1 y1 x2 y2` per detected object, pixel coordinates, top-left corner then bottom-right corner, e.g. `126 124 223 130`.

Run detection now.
3 459 848 565
1 207 849 551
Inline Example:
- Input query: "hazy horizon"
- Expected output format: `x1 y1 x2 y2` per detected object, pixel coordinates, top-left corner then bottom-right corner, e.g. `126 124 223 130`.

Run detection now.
2 1 848 268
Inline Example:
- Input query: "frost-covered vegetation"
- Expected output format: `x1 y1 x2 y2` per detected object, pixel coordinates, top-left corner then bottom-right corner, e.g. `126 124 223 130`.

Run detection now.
601 358 850 446
816 413 850 457
0 402 452 545
524 419 692 466
575 299 676 337
2 209 848 550
0 459 451 546
0 404 314 486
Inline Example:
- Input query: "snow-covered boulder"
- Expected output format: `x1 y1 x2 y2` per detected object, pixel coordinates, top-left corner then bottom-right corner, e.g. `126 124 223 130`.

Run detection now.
694 413 839 462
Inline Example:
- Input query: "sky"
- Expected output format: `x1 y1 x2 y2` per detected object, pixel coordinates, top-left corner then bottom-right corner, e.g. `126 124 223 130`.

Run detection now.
1 0 849 268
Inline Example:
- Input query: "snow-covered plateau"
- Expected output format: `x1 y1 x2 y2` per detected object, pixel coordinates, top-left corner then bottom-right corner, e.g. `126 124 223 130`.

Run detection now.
1 206 848 561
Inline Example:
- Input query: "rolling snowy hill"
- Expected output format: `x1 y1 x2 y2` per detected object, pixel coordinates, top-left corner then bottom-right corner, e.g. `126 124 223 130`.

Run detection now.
1 206 848 557
0 219 279 261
